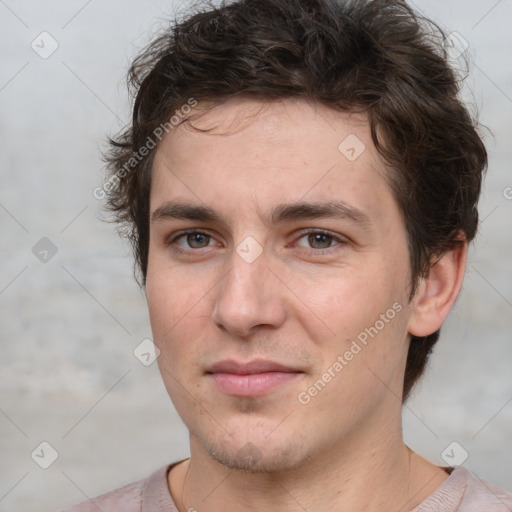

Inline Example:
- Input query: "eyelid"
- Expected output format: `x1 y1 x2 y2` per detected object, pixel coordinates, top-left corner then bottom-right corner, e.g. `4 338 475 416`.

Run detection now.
295 228 348 243
166 228 348 253
168 229 219 245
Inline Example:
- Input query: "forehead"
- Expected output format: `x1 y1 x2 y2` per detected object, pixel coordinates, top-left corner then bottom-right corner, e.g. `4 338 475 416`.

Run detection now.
150 97 397 226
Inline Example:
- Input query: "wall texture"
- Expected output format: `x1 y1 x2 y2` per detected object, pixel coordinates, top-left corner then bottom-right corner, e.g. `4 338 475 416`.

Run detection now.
0 1 511 510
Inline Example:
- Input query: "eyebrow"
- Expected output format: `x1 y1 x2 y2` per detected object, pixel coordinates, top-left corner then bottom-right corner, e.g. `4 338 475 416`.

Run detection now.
151 200 372 229
269 201 372 228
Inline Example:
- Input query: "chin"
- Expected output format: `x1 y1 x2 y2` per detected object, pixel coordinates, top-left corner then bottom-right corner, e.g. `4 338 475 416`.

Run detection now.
199 429 316 474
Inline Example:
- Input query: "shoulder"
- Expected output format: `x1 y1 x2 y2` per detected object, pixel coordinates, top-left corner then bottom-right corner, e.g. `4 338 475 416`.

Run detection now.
413 467 512 512
457 468 512 511
59 464 175 512
60 479 145 512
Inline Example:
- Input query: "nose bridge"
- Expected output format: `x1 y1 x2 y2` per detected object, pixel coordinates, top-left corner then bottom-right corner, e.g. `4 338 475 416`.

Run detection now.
212 242 285 336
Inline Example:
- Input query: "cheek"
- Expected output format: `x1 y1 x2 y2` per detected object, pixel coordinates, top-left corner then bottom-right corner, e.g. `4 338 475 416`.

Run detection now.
296 264 404 339
146 250 203 328
146 262 197 357
145 261 215 366
291 260 410 395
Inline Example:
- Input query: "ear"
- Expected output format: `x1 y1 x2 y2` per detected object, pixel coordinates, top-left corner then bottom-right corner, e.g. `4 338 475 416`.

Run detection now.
407 238 467 337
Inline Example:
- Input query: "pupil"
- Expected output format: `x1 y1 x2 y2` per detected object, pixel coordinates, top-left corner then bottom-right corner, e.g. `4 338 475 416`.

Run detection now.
309 233 331 249
188 233 209 248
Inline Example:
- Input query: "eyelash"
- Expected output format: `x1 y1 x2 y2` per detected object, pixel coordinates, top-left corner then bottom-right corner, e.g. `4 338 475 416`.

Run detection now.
167 228 347 256
295 229 348 255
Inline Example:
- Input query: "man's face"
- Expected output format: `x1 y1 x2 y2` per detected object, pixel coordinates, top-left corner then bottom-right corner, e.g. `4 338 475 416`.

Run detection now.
146 98 415 472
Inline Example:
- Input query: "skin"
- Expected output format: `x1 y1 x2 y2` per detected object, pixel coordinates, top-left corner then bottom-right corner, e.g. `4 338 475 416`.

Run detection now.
145 97 467 511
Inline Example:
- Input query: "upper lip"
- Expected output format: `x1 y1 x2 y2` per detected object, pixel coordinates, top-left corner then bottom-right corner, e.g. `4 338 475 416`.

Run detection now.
206 359 302 375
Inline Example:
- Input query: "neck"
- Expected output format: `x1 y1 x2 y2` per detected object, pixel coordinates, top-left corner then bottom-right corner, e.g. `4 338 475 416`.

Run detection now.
170 417 448 512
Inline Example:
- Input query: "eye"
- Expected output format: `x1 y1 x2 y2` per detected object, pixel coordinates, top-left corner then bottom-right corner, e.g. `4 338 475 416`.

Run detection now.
299 232 334 249
172 231 217 250
295 230 346 252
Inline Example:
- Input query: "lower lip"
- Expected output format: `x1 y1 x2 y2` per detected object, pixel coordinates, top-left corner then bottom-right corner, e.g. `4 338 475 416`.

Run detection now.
209 372 301 397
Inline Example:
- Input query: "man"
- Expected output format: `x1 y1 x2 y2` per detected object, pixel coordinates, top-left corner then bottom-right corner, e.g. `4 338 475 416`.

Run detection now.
65 0 512 510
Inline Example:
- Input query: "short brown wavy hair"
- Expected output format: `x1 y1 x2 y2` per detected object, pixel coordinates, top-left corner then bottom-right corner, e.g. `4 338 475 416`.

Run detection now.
103 0 487 401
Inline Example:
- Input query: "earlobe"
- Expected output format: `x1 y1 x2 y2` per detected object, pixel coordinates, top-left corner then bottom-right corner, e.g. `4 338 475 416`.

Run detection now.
407 239 467 337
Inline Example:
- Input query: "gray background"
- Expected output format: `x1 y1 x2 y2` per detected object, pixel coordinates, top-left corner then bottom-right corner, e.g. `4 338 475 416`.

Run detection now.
0 1 511 510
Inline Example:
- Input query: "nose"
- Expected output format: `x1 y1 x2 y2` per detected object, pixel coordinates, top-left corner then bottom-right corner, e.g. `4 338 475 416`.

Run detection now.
212 247 287 338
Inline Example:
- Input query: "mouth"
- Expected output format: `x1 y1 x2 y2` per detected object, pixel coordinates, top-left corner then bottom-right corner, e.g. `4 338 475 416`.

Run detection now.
205 359 304 397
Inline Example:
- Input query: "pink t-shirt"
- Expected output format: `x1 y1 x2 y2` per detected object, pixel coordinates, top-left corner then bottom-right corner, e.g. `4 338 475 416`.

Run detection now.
61 462 512 511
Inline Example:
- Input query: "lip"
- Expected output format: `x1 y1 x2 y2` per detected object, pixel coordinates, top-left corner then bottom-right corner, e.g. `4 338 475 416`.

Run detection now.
206 359 303 397
206 359 301 375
